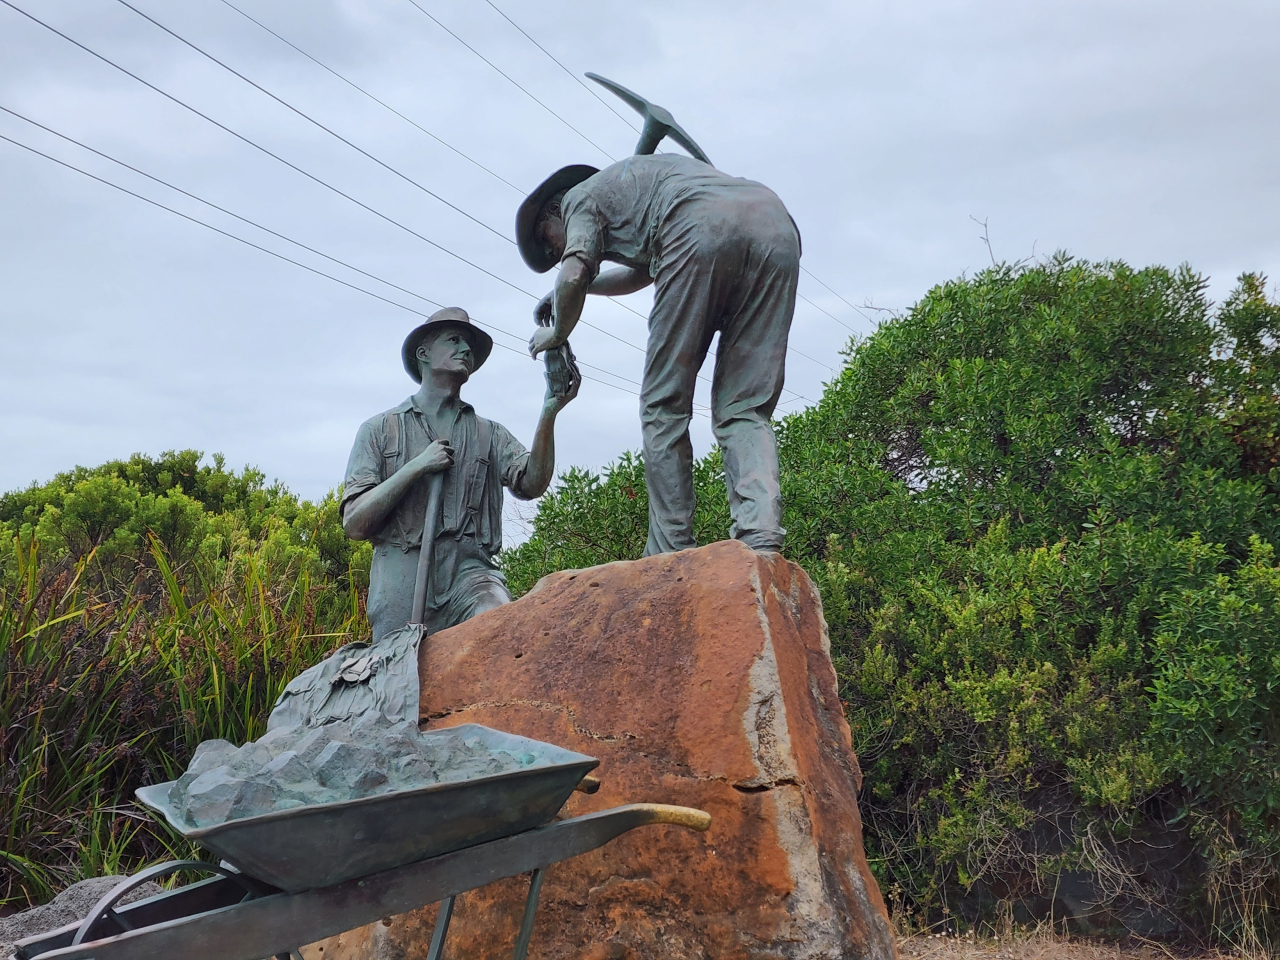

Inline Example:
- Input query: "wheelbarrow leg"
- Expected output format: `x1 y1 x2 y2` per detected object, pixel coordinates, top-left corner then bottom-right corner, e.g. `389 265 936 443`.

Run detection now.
511 869 546 960
425 895 455 960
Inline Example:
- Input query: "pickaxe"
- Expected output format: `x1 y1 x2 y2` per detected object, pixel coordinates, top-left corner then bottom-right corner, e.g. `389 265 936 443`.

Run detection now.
585 72 713 166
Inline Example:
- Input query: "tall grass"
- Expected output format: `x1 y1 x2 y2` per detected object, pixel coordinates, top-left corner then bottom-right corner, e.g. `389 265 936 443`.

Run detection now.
0 532 366 907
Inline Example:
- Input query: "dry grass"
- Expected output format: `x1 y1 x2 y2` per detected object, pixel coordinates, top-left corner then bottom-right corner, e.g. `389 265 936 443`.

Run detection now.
897 931 1238 960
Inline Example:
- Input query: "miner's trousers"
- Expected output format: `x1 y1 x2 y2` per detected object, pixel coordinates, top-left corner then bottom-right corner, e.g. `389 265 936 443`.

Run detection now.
640 191 800 556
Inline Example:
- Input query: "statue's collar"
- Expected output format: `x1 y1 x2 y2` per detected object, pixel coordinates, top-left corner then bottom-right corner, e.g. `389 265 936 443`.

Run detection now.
396 394 475 418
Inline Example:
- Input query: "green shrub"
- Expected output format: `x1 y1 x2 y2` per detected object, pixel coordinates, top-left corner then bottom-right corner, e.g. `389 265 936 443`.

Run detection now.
0 454 366 907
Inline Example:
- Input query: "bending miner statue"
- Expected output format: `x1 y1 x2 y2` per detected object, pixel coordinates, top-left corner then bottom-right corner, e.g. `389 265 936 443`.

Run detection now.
342 307 578 641
518 153 800 557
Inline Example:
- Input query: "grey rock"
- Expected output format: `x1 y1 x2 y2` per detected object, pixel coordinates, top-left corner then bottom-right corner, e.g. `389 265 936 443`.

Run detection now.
226 780 282 821
292 727 334 765
1 876 161 960
349 712 394 742
392 754 438 785
261 750 309 785
188 739 236 775
254 725 301 758
181 765 240 826
182 767 281 827
228 741 272 773
165 716 559 829
311 741 387 794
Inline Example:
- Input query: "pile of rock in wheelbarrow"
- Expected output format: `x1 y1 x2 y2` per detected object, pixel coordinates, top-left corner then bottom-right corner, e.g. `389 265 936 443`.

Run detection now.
168 713 548 828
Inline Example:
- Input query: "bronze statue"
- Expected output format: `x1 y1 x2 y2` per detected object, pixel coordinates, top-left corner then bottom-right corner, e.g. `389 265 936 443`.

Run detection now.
517 77 800 557
269 308 577 728
342 307 577 640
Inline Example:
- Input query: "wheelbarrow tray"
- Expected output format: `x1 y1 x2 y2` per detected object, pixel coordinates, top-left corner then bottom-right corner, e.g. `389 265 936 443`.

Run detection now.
135 724 598 893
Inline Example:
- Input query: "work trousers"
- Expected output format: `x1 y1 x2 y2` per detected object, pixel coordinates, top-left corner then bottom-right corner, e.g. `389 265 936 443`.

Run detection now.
367 541 511 642
641 190 800 556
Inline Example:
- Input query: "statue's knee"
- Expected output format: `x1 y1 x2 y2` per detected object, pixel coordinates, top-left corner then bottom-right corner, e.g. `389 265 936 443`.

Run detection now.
471 582 511 616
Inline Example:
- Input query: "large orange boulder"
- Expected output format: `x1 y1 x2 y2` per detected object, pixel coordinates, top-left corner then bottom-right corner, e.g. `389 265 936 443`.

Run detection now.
322 541 895 960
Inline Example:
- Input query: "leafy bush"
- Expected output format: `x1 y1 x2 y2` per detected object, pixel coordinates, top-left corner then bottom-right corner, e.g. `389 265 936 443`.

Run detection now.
502 259 1280 945
0 453 367 906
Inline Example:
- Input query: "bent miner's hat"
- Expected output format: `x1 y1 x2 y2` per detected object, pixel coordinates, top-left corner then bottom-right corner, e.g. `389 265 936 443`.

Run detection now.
515 164 599 273
401 307 494 383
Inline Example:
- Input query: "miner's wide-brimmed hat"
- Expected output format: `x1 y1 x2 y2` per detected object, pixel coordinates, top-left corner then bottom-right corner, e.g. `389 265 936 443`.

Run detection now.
401 307 494 382
515 164 599 273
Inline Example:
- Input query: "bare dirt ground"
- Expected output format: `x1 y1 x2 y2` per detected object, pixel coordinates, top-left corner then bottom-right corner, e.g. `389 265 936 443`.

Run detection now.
897 932 1234 960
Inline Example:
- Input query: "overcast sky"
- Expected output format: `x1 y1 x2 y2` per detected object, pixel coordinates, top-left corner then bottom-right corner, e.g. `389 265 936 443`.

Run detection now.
3 0 1278 528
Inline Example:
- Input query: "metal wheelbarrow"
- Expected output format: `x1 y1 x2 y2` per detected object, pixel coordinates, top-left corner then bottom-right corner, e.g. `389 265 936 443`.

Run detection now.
15 761 710 960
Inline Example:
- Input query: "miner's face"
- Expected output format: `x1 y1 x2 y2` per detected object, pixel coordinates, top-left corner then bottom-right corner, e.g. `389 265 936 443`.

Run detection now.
537 209 566 261
418 326 475 380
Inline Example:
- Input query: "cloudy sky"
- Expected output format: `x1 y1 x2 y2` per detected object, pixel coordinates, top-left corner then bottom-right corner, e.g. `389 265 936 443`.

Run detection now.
2 0 1277 526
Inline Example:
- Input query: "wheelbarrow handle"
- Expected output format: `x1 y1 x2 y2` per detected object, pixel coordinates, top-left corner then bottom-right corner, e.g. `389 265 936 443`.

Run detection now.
621 803 713 832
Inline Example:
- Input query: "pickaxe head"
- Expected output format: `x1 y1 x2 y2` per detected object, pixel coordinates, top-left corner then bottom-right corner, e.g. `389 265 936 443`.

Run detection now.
585 73 712 166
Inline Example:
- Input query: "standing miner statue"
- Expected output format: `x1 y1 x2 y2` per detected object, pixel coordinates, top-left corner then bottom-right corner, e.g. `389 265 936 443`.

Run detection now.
518 75 800 557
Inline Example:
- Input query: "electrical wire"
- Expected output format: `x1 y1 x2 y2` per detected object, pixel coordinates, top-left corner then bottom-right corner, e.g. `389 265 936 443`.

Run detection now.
0 125 712 412
479 0 640 134
216 0 525 193
801 265 877 324
402 0 615 162
112 0 513 245
2 0 819 408
117 2 765 396
798 291 858 335
0 103 698 408
210 0 707 374
5 0 724 395
0 0 543 300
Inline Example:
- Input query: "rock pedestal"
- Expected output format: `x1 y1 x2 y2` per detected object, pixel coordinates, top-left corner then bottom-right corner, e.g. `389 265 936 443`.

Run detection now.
320 541 895 960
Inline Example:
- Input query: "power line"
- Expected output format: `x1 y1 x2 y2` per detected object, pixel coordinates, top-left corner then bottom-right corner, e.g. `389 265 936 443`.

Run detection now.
479 0 640 134
221 0 679 366
0 0 547 300
0 125 701 411
3 0 816 409
0 102 688 407
168 0 812 405
787 344 837 375
43 0 679 374
112 0 513 245
801 265 877 325
390 4 821 403
216 0 525 194
797 291 858 335
402 0 615 163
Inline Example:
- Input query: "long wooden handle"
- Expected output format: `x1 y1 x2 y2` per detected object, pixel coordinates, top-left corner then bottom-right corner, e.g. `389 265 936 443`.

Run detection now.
409 472 445 626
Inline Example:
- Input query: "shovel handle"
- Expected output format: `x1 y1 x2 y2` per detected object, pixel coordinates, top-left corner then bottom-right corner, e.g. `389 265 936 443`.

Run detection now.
409 472 445 626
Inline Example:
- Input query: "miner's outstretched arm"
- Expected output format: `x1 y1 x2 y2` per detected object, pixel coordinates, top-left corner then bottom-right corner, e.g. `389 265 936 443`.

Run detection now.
342 440 453 541
531 261 652 357
516 380 579 499
547 255 590 348
589 265 653 296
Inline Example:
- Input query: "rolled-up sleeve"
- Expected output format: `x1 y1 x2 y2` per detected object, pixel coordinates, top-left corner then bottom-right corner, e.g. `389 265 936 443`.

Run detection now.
559 187 605 280
339 417 385 518
493 423 533 500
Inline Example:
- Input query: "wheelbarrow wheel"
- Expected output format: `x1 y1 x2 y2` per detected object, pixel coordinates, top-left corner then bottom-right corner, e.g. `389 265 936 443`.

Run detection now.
71 861 261 946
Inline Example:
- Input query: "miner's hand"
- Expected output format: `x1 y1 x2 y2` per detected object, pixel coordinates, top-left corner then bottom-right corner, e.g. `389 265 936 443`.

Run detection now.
533 291 554 326
411 439 454 474
544 365 581 414
528 326 564 358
